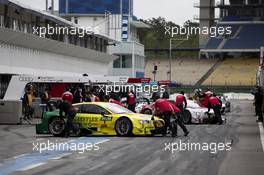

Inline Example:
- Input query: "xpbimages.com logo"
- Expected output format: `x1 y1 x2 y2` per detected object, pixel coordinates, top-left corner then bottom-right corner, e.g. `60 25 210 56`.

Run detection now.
98 82 166 96
32 140 100 154
164 140 232 154
164 25 232 39
33 24 100 38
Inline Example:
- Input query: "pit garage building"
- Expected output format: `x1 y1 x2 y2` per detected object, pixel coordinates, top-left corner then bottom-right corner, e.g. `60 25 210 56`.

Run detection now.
0 0 117 98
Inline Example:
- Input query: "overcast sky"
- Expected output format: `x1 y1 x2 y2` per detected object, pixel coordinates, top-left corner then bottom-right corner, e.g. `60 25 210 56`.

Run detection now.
14 0 198 25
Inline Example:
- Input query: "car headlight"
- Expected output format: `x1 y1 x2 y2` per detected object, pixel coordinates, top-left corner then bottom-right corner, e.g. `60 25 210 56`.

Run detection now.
139 120 150 125
153 120 165 128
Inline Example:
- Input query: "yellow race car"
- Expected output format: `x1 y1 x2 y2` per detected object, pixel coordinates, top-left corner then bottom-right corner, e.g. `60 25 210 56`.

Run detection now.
36 102 165 136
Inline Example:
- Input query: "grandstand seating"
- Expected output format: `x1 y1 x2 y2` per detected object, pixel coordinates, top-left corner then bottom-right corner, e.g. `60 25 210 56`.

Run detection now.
202 58 259 86
222 16 256 21
204 23 264 50
145 58 218 85
204 24 239 49
205 38 223 49
223 24 264 49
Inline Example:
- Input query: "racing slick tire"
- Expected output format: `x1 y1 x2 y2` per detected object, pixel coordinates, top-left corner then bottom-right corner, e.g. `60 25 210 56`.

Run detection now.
49 117 65 137
143 109 152 115
183 110 192 124
115 117 133 136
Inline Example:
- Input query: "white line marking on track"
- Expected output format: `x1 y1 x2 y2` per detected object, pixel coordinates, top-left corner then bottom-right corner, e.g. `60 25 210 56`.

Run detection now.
50 153 72 160
13 153 30 159
96 139 110 145
258 122 264 152
18 163 46 171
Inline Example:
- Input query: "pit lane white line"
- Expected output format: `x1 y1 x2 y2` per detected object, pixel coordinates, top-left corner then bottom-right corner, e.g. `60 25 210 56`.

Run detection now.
50 153 72 160
13 153 30 159
18 163 46 171
1 138 110 174
258 122 264 152
95 139 111 145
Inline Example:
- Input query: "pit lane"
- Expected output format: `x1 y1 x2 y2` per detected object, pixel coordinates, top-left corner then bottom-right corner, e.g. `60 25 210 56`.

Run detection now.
0 100 264 175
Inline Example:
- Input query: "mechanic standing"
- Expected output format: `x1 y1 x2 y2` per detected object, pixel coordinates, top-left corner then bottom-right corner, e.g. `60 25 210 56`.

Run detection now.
23 84 35 120
175 91 187 115
162 86 170 99
127 90 136 112
73 87 83 103
153 97 189 137
208 95 223 125
41 87 52 111
59 90 77 137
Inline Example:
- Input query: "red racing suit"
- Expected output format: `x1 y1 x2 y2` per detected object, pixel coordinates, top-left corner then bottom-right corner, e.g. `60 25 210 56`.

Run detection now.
154 99 180 116
175 94 187 110
62 91 73 104
154 99 188 135
208 96 223 124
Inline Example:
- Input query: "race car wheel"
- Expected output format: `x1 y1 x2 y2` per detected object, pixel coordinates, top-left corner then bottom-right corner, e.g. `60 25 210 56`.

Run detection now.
115 117 133 136
143 109 152 115
49 117 65 137
183 110 192 124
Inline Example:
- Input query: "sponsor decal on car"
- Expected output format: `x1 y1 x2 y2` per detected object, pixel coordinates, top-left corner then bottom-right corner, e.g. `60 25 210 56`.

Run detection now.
76 117 99 122
101 117 113 121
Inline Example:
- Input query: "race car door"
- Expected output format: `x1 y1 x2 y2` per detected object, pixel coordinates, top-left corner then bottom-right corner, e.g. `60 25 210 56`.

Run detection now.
77 104 112 134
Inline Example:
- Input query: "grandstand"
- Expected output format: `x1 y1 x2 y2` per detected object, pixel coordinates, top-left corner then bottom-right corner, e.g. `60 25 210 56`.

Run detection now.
144 0 264 88
196 0 263 88
201 0 264 53
202 21 264 52
145 58 218 86
202 58 259 86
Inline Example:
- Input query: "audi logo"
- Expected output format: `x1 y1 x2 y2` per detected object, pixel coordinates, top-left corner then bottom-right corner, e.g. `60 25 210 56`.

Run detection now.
19 77 33 82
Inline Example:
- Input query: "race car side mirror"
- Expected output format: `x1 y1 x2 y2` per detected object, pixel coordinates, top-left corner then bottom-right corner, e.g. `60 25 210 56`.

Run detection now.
101 112 106 116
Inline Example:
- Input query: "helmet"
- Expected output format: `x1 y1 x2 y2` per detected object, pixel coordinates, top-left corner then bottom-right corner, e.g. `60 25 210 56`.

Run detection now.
194 89 201 96
62 91 73 104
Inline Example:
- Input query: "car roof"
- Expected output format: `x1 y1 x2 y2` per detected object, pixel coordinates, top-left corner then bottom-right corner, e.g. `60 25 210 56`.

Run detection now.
73 102 109 106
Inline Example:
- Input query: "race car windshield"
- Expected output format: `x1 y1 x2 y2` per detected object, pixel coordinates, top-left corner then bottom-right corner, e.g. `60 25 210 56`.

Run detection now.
104 103 133 114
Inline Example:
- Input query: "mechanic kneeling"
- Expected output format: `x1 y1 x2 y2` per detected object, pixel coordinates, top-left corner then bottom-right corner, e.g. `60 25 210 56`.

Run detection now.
58 90 78 137
208 95 223 125
153 96 189 137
